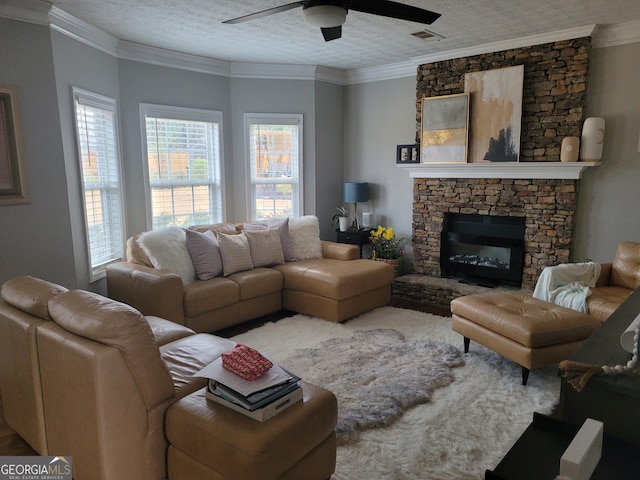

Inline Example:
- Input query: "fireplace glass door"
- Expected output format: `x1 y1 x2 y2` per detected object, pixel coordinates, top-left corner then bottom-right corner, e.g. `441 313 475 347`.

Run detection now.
441 213 525 287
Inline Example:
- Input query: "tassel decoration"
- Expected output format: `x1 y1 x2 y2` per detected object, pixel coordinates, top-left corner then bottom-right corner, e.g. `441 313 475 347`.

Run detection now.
558 360 604 392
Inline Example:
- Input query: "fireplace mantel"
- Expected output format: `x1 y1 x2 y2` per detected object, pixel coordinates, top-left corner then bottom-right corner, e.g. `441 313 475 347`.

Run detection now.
398 162 599 180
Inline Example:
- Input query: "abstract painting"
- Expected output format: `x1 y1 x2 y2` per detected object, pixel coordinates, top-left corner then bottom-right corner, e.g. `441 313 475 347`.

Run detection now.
420 93 469 164
464 65 524 163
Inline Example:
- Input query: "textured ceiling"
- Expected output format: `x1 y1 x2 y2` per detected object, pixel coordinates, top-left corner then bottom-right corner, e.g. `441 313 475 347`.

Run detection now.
46 0 640 70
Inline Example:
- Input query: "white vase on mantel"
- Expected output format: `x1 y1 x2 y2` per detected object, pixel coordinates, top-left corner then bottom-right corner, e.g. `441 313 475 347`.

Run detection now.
580 117 605 162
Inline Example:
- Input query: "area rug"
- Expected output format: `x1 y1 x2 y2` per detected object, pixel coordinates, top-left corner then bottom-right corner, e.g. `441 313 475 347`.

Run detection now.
286 328 464 445
232 306 561 480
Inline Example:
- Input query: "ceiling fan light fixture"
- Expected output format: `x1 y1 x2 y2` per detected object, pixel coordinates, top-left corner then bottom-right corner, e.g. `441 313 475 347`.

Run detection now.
303 5 347 28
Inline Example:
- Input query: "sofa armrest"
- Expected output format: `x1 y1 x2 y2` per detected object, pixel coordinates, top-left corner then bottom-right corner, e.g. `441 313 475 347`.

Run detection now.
321 241 359 261
595 262 613 287
106 262 186 325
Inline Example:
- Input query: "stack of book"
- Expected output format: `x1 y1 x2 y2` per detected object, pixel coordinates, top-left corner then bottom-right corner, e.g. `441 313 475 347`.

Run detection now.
195 355 302 422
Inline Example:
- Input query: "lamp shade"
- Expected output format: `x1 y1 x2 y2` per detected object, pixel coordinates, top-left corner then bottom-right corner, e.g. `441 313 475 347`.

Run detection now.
344 182 369 203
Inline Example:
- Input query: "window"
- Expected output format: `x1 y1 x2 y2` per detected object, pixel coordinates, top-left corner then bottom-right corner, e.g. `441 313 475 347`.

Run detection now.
141 104 224 229
73 88 125 281
245 114 303 220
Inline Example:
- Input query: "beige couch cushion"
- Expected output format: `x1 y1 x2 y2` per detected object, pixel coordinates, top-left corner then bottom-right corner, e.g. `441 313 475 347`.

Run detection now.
274 258 394 301
48 290 175 409
183 277 240 317
159 333 236 398
229 268 284 301
610 241 640 290
1 275 68 320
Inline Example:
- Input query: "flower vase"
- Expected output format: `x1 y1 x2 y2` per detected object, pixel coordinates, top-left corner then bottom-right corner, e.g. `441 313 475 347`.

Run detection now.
372 252 400 277
338 217 350 232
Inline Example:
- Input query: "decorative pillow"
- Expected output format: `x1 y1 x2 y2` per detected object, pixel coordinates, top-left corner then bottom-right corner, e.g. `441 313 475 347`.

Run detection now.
244 217 296 262
218 232 254 276
245 229 285 267
190 222 239 236
185 229 223 280
288 215 323 260
137 227 196 285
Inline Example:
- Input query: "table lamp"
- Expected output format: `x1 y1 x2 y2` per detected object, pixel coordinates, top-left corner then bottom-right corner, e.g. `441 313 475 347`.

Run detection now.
343 182 369 230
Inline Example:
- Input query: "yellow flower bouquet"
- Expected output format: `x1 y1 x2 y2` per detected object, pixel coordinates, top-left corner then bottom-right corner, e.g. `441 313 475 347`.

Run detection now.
369 226 405 260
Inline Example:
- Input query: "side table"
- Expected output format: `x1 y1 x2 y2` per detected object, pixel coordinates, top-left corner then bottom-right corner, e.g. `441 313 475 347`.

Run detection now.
336 229 371 258
486 413 640 480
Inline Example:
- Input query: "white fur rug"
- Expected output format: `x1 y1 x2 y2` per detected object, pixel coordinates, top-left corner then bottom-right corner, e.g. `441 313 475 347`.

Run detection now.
232 306 561 480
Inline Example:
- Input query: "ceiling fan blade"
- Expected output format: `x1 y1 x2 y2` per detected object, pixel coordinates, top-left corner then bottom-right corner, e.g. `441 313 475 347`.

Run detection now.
321 25 342 41
347 0 440 25
223 1 306 24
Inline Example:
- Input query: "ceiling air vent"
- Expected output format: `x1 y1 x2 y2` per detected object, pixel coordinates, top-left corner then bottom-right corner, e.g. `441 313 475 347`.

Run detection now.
412 29 445 41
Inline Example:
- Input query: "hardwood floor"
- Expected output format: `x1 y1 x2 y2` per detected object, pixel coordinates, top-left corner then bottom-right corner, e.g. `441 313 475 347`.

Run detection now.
0 299 448 456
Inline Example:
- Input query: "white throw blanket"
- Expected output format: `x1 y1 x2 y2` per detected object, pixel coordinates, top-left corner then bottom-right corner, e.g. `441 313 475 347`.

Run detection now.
533 261 601 313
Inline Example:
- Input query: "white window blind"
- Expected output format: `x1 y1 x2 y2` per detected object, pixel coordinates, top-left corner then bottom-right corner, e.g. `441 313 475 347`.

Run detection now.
245 114 303 220
73 88 125 281
141 105 224 229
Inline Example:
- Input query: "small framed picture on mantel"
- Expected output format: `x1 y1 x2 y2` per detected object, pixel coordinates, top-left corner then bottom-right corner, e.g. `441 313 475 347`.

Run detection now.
396 144 420 164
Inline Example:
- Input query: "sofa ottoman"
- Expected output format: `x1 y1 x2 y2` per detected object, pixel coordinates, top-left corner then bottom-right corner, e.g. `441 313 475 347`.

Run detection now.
165 383 337 480
451 291 601 385
273 258 395 322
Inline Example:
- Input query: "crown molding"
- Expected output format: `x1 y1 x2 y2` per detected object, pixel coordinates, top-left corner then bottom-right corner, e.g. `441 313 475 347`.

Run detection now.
410 25 596 68
228 63 344 84
118 41 232 76
345 61 416 85
0 0 50 25
592 20 640 48
48 6 119 56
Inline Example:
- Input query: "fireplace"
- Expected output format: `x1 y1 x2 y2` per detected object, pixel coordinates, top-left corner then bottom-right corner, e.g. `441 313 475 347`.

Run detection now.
440 213 526 287
411 177 579 291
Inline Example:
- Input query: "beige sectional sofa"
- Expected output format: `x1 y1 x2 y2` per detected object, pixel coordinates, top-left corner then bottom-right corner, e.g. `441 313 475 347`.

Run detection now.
107 216 395 332
0 275 338 480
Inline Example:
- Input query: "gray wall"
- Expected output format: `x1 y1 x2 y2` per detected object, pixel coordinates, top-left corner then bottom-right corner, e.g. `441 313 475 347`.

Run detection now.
573 41 640 262
50 30 121 292
313 81 344 239
344 75 417 261
0 19 75 287
117 60 232 235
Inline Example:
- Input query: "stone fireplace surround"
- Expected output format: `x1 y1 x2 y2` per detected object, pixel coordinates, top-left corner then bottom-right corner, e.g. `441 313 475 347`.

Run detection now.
412 176 578 291
392 36 596 309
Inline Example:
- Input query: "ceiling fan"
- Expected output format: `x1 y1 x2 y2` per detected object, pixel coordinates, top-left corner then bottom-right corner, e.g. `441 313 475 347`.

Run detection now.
223 0 441 42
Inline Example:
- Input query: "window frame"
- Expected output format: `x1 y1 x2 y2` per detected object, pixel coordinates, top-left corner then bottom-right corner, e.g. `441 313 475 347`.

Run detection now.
244 113 304 221
72 87 126 282
140 103 226 230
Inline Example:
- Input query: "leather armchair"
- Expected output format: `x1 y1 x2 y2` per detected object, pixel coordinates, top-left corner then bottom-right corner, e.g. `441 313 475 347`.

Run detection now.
587 241 640 321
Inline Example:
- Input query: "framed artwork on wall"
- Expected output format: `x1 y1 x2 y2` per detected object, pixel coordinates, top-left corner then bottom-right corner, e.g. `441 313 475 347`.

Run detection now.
420 93 469 164
396 144 420 164
0 85 29 205
464 64 524 163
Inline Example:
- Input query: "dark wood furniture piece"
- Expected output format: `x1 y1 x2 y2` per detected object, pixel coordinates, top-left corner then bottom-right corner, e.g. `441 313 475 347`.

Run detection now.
485 413 640 480
559 286 640 446
336 229 371 258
